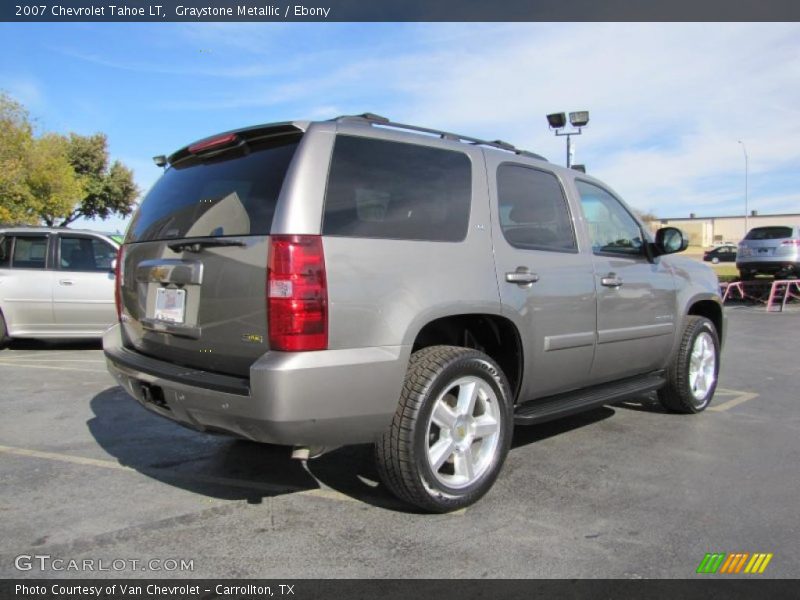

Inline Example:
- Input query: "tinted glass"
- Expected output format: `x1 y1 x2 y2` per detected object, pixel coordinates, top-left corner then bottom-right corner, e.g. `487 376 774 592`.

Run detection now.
576 181 644 256
0 236 10 268
12 236 48 269
60 237 117 272
323 136 471 242
497 165 575 251
745 226 793 240
127 135 301 242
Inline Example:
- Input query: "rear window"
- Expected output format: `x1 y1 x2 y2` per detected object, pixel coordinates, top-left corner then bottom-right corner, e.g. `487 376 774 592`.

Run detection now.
745 226 793 240
323 136 471 242
127 134 301 242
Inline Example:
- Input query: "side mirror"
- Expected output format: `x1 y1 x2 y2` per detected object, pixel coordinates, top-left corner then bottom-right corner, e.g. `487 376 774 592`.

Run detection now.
654 227 689 255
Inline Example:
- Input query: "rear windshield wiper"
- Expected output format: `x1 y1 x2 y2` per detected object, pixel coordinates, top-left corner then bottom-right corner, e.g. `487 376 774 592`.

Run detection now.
167 239 246 253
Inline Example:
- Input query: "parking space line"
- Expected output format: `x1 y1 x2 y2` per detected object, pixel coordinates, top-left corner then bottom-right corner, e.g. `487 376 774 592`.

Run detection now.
1 358 105 363
709 388 760 412
0 362 108 373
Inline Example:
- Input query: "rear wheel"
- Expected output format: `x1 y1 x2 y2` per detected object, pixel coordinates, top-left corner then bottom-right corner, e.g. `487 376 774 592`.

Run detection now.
658 316 719 413
375 345 513 512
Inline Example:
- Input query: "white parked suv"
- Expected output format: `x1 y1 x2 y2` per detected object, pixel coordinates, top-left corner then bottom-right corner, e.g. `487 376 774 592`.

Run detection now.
0 227 119 345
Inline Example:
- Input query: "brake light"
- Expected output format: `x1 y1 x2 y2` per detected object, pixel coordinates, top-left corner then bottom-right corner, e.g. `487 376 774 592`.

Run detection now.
267 235 328 351
781 239 800 246
114 245 125 321
188 133 239 154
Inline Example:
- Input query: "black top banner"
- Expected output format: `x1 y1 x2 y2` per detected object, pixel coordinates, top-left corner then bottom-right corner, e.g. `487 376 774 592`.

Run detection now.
2 0 800 22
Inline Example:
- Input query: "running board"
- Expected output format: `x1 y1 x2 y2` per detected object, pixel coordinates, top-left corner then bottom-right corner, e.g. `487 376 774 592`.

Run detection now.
514 372 666 425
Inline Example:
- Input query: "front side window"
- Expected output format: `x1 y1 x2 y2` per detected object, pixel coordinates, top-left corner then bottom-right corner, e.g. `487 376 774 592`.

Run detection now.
11 236 48 269
497 164 576 251
323 136 472 242
60 237 117 272
576 181 644 256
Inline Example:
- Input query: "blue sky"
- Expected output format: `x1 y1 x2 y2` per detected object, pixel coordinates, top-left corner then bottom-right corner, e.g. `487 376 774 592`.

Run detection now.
1 22 798 233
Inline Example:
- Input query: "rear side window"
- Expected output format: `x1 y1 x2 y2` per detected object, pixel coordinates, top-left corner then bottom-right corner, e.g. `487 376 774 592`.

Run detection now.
323 136 471 242
12 236 48 269
497 164 576 251
127 135 301 242
745 226 793 240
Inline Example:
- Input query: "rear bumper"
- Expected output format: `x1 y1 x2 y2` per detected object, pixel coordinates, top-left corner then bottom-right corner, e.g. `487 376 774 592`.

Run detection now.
103 324 407 446
736 259 799 273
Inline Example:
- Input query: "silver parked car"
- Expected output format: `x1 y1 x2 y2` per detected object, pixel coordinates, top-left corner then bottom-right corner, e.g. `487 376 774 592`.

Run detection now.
104 114 725 512
737 225 800 279
0 227 119 345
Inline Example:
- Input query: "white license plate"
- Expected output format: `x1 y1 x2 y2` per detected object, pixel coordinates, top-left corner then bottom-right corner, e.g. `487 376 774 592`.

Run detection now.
154 288 186 323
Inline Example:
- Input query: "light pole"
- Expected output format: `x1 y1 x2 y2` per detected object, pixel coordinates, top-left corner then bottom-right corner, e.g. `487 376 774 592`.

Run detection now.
547 111 590 168
737 140 749 235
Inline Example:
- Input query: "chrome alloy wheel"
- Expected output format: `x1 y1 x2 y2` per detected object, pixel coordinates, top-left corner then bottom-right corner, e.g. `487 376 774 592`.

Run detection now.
425 375 502 489
689 331 716 401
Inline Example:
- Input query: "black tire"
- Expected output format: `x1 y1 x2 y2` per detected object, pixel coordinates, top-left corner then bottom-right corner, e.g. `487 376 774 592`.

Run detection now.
658 316 719 414
0 310 9 349
375 345 513 513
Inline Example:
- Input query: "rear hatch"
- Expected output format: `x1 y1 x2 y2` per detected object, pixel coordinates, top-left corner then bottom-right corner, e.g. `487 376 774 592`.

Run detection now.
119 125 303 377
739 226 794 259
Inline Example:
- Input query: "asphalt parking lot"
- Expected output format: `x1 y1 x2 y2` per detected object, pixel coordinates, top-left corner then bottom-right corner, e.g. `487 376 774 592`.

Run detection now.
1 305 798 579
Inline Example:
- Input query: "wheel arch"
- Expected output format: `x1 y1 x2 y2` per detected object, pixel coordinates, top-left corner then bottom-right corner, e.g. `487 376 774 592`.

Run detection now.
411 313 524 403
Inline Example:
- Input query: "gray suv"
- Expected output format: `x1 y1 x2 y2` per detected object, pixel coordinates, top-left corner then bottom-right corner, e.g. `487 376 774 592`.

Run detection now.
104 114 725 512
737 225 800 279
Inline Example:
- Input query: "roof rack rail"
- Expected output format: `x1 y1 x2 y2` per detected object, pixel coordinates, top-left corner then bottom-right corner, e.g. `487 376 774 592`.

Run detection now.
332 113 547 161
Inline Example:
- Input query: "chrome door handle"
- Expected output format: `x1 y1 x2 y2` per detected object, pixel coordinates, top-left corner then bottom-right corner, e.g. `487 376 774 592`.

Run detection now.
58 279 74 286
506 268 540 286
601 274 623 288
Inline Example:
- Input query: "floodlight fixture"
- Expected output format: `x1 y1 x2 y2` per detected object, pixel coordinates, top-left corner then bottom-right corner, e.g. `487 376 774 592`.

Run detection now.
569 111 590 127
547 109 591 168
546 112 567 129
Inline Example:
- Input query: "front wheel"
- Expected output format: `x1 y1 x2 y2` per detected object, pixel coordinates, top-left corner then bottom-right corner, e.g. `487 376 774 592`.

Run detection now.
375 345 513 512
658 316 720 413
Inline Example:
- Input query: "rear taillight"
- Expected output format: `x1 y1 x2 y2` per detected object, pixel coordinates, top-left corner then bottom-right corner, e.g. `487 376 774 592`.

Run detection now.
267 235 328 352
114 245 125 321
781 239 800 246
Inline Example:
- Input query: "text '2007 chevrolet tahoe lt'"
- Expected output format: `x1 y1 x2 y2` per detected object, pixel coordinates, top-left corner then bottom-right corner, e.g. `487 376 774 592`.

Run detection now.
104 113 725 512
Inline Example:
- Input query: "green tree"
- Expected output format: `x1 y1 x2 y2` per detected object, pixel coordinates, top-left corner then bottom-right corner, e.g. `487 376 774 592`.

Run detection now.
0 92 139 227
51 133 139 227
31 134 85 227
0 94 36 224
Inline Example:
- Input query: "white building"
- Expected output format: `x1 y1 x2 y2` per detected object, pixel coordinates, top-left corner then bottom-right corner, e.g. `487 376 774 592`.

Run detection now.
651 212 800 247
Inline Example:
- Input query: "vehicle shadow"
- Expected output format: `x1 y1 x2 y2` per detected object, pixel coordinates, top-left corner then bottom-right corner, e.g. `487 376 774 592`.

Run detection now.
511 406 616 449
87 387 654 513
6 338 102 351
87 386 407 510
